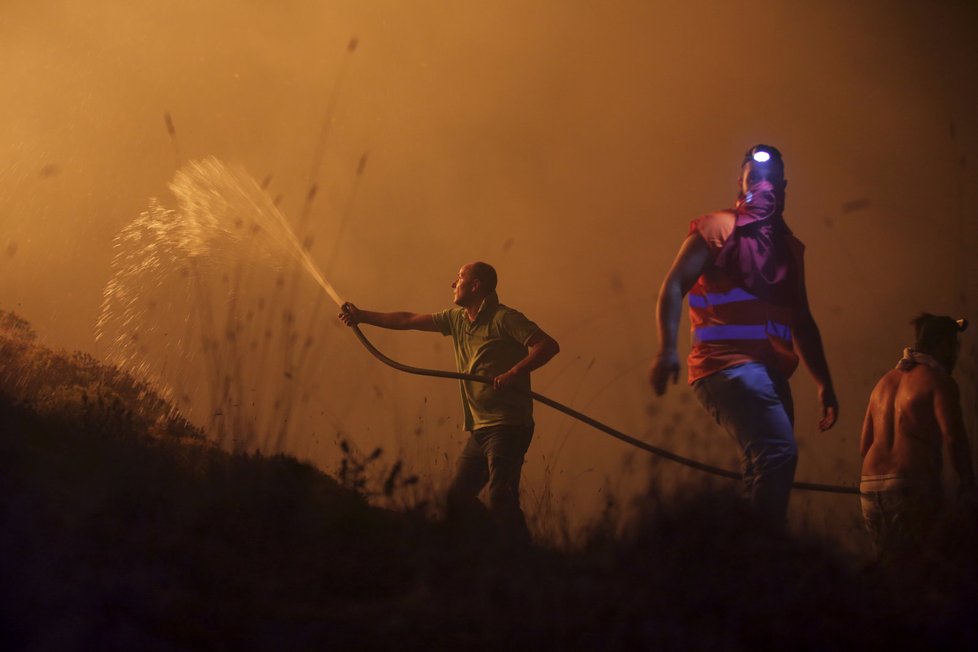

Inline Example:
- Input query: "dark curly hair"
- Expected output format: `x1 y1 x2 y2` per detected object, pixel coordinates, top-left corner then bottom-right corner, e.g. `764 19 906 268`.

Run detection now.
911 313 967 354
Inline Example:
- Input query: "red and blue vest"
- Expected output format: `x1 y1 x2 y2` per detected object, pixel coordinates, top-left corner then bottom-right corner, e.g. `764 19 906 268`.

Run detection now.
687 211 801 384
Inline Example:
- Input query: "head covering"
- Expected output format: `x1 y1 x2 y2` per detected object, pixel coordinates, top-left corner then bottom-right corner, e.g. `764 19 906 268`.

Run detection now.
714 179 795 306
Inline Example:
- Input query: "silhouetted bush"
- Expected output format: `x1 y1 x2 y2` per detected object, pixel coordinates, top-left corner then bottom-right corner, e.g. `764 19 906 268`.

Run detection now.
1 311 976 650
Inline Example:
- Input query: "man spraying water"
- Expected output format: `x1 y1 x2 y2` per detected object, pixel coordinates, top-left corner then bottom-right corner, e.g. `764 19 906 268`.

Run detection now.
339 261 560 543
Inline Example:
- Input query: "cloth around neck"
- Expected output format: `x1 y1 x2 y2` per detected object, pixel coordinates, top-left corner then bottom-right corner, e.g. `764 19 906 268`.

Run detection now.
896 347 948 374
714 180 795 306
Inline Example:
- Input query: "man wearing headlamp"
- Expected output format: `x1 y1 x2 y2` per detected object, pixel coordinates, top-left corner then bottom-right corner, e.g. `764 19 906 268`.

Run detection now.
649 145 838 528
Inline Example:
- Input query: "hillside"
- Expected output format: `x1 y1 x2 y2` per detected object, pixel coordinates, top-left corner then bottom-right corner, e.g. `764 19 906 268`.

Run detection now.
1 311 976 650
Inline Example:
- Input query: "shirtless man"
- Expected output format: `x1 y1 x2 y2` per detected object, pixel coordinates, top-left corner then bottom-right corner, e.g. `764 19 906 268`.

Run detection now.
860 313 974 561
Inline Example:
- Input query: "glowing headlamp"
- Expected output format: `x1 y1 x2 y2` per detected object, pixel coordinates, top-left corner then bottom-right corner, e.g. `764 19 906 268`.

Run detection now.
752 150 771 163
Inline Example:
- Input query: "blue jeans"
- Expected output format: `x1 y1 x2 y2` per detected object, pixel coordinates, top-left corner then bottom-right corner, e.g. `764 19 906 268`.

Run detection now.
693 362 797 526
447 424 533 543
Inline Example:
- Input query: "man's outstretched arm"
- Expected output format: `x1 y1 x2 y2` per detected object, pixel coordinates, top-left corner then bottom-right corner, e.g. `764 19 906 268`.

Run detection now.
338 303 439 332
649 233 711 396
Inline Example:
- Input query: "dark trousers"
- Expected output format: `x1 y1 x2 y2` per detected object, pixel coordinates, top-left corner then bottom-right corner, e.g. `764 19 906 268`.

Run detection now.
693 362 797 528
446 424 533 543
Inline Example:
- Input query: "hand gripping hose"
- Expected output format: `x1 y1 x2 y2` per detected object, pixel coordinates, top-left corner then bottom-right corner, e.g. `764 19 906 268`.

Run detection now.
348 324 858 495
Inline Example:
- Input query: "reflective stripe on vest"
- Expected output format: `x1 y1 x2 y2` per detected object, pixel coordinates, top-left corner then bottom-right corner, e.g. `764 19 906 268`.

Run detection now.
688 287 759 309
693 321 793 343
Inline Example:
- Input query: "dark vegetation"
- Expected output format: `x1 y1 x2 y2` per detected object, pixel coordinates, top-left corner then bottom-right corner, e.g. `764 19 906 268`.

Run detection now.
2 310 977 650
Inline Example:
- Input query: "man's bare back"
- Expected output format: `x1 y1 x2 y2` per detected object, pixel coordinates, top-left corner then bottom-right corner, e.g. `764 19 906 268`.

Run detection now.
859 316 973 561
861 366 950 482
861 360 971 489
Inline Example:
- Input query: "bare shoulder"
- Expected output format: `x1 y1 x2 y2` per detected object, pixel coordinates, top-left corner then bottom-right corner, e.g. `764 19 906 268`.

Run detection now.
698 210 736 232
694 211 735 250
877 368 903 387
870 369 902 400
702 209 736 222
932 370 961 400
896 364 954 399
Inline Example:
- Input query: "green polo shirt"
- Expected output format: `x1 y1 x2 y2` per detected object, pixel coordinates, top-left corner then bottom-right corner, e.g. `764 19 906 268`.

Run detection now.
431 293 540 431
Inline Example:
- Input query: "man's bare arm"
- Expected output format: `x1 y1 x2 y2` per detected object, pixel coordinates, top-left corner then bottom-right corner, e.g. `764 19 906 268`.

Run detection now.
338 303 439 332
791 254 839 431
493 329 560 389
934 376 976 494
649 233 711 396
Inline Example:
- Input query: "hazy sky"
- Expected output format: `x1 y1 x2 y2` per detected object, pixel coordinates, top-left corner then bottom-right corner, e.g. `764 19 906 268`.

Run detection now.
2 0 976 541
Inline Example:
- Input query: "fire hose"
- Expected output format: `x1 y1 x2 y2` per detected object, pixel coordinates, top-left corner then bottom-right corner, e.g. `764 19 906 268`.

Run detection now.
347 322 859 495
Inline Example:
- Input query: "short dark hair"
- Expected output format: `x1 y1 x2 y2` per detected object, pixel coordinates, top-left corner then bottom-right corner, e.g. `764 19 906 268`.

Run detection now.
470 261 497 294
912 313 964 353
742 144 785 179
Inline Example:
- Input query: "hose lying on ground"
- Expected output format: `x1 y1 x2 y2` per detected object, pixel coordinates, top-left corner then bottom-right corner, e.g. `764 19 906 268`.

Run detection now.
348 324 859 495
